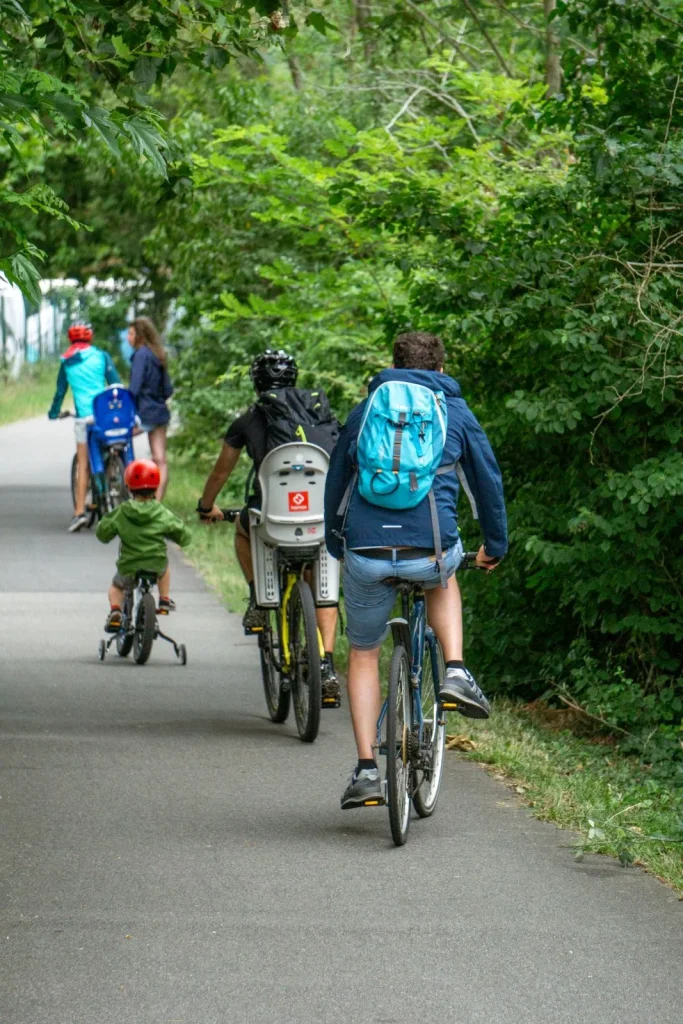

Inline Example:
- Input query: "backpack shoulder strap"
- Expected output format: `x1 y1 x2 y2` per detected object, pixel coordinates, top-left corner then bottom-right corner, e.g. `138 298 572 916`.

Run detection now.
436 460 478 520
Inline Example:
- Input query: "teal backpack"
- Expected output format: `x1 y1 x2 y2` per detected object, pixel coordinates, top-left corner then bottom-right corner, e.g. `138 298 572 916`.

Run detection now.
356 380 447 509
339 379 467 585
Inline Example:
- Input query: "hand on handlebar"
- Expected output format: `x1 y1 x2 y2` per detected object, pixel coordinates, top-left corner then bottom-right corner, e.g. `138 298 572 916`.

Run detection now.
197 503 224 523
475 545 500 571
57 410 72 420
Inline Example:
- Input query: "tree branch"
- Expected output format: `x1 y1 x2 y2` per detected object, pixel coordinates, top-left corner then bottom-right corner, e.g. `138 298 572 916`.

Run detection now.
459 0 513 76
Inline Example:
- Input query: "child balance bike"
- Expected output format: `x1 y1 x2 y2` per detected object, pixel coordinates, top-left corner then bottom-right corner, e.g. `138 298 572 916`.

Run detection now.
98 570 187 666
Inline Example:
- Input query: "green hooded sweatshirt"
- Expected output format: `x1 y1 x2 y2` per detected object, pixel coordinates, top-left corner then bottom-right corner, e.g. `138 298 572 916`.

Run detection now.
96 499 192 576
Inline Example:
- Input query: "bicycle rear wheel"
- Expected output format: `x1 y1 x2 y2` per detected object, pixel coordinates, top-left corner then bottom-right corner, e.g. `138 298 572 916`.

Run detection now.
288 580 321 743
259 608 290 723
104 451 128 513
70 454 96 528
412 636 446 818
386 645 412 846
133 592 156 665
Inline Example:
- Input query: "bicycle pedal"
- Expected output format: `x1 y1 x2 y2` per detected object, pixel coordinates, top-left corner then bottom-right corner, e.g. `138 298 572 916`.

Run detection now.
322 697 341 709
440 701 460 710
243 625 264 635
361 798 384 807
157 608 169 616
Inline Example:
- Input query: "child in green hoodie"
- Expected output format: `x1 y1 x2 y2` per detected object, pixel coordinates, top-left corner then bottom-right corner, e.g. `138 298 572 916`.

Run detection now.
96 459 191 633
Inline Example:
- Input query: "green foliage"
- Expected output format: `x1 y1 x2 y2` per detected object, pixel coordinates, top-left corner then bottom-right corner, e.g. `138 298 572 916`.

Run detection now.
0 0 290 293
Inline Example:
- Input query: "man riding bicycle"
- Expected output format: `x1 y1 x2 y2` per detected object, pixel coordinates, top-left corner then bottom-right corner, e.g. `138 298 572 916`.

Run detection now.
197 349 341 704
48 322 120 532
324 331 508 809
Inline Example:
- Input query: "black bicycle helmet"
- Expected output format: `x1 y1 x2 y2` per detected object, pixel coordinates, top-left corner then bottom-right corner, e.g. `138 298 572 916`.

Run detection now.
249 349 298 392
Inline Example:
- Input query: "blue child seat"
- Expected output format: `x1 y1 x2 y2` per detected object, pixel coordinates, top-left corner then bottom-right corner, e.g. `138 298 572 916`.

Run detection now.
92 385 137 443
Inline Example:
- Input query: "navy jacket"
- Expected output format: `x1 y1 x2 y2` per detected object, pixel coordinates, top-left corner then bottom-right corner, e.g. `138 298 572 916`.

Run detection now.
324 369 508 560
129 346 173 428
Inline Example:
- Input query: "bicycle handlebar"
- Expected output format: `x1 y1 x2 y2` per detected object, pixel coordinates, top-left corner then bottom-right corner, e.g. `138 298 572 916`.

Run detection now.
196 506 242 523
462 551 500 571
221 508 242 523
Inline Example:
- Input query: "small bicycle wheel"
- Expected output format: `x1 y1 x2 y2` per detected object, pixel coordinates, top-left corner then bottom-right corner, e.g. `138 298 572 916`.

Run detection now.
98 640 106 661
116 594 134 657
133 592 156 665
71 453 96 528
104 451 128 513
179 644 187 666
288 580 321 743
386 645 413 846
259 608 290 723
412 636 446 818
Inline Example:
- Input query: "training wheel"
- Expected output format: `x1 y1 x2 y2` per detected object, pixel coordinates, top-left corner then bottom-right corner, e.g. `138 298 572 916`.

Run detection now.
179 644 187 666
98 639 106 661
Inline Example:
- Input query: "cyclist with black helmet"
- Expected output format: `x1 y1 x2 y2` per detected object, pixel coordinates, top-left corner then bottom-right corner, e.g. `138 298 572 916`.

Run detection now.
197 350 341 705
48 322 120 532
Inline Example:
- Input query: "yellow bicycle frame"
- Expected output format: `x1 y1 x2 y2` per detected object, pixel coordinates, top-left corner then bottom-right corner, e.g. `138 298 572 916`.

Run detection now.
278 571 325 675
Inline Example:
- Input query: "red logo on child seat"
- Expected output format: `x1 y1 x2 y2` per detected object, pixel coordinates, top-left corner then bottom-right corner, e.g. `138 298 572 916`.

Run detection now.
288 491 309 512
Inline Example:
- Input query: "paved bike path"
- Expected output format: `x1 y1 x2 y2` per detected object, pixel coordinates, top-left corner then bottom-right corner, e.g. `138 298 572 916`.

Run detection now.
1 416 681 1024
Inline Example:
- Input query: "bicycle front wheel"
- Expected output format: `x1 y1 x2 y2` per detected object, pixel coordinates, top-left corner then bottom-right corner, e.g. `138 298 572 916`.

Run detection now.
259 608 290 723
386 645 412 846
412 636 446 818
288 580 321 743
116 593 134 658
133 592 156 665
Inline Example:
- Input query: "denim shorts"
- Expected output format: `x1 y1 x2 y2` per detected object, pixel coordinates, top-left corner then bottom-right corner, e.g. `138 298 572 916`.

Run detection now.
74 418 89 445
343 541 464 650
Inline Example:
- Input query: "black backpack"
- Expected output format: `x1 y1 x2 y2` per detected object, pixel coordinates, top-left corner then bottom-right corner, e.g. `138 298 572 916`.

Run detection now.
257 386 340 455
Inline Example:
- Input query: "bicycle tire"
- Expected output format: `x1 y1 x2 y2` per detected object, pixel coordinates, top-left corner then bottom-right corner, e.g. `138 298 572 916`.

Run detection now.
412 636 446 818
116 594 134 658
71 453 96 528
133 592 156 665
386 645 412 846
288 580 321 743
104 451 128 513
259 608 290 723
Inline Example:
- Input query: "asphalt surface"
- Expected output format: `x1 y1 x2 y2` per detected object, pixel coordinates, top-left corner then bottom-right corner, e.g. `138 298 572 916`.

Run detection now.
1 415 682 1024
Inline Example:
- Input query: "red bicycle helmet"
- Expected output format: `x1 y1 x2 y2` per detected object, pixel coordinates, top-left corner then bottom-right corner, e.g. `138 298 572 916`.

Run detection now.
67 322 93 342
124 459 160 492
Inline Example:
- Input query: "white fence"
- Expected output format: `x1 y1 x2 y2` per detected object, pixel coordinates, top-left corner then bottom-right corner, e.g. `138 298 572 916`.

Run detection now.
0 280 69 377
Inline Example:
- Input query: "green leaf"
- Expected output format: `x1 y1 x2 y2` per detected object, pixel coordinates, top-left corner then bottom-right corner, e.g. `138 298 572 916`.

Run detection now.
0 251 43 305
121 115 168 177
134 57 161 87
112 36 133 60
305 11 338 35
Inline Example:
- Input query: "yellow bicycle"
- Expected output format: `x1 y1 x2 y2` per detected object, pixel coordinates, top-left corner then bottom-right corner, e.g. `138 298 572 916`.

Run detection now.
223 510 325 743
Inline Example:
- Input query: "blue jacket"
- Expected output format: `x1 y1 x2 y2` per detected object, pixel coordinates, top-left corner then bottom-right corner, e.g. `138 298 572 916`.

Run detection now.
48 343 120 420
324 369 508 560
129 345 173 428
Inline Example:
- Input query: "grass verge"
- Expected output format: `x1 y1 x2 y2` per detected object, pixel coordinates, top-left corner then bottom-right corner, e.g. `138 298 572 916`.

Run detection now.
454 702 683 893
0 360 64 425
168 457 683 892
165 458 245 612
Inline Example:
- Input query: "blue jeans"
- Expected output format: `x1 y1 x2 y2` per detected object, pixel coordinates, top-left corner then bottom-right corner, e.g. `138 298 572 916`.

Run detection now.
343 541 464 650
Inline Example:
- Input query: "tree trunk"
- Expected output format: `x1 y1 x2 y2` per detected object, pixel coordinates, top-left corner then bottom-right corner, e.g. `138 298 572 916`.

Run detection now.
287 54 303 91
354 0 374 64
544 0 562 97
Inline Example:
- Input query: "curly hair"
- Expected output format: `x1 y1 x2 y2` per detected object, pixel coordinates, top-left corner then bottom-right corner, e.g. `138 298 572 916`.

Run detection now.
392 331 445 371
129 316 167 367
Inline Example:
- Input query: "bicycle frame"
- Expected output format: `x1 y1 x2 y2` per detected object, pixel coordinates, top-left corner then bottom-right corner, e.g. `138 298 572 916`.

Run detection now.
375 589 442 752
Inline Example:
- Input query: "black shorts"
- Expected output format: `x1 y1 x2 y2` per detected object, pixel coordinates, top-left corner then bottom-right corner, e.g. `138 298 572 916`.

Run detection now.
238 495 260 536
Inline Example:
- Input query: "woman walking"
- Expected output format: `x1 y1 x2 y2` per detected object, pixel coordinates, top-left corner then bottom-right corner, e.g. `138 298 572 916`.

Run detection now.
128 317 173 500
